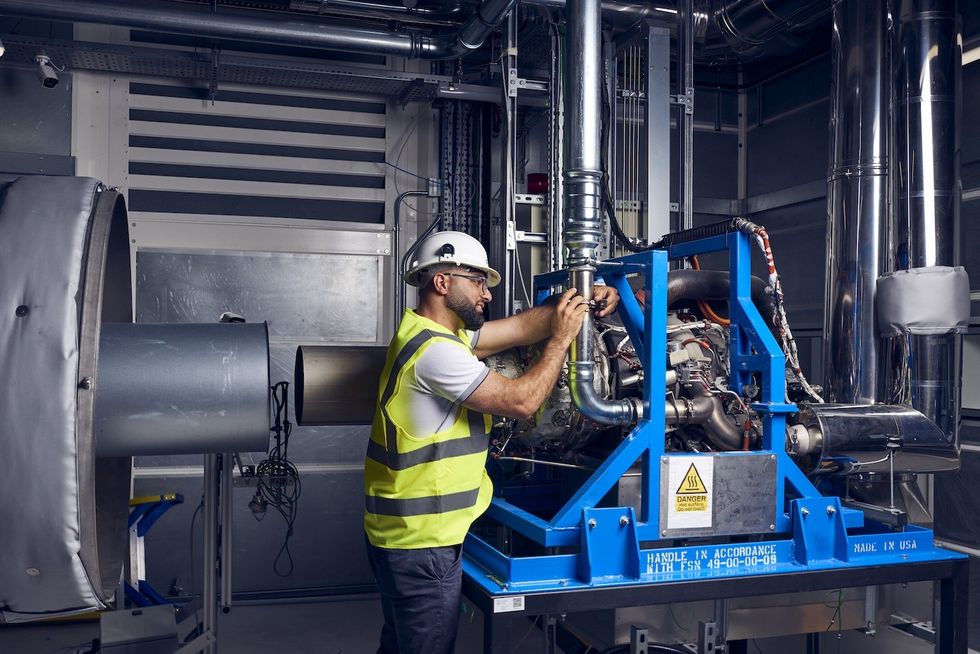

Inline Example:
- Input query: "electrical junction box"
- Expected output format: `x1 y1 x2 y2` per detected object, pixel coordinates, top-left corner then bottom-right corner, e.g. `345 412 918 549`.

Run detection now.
659 453 777 538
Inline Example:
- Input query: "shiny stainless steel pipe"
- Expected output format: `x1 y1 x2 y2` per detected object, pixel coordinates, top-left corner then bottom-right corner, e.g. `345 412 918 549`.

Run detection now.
0 0 516 60
890 0 962 443
564 0 638 425
822 0 888 405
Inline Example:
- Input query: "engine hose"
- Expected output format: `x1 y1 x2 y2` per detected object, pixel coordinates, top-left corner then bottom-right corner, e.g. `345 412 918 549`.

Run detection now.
667 269 776 328
664 385 743 451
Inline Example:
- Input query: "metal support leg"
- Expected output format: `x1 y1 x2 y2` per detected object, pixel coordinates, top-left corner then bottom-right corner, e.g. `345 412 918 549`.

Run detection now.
484 611 514 654
219 452 233 616
935 560 969 653
544 615 557 654
805 633 819 654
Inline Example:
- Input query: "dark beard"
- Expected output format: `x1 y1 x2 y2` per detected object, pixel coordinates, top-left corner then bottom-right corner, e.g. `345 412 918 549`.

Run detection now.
447 292 485 331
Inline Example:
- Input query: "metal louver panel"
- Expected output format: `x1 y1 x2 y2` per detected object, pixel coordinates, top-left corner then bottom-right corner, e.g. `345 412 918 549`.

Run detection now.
127 81 387 223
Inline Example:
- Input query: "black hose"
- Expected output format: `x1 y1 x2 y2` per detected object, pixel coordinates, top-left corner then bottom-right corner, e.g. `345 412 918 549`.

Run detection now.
667 269 776 322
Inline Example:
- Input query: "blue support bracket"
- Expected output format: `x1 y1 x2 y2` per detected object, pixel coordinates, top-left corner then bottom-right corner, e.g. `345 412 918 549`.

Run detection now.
579 507 641 583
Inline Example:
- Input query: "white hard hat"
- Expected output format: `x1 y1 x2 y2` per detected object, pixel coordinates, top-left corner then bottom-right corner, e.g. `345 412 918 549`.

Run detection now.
405 230 501 288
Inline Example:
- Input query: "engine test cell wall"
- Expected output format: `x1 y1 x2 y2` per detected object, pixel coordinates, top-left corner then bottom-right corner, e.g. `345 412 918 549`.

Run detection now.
68 23 435 596
0 19 75 180
934 5 980 649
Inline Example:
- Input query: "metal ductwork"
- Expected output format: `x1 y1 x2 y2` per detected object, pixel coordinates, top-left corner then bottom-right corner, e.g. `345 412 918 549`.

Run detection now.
563 0 639 426
822 0 888 405
709 0 828 60
888 0 964 444
524 0 678 26
0 0 515 60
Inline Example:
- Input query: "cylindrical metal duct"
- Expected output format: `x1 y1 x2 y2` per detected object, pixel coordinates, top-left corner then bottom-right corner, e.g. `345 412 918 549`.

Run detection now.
295 345 387 426
564 0 638 426
822 0 888 405
94 323 271 457
889 0 963 445
796 403 959 475
0 0 515 60
710 0 829 61
0 177 132 620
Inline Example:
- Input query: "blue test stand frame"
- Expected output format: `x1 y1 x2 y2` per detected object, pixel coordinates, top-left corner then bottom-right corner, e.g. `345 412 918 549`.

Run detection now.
462 230 966 600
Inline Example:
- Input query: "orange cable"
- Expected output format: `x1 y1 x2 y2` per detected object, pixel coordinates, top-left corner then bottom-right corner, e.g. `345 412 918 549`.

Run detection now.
689 255 731 327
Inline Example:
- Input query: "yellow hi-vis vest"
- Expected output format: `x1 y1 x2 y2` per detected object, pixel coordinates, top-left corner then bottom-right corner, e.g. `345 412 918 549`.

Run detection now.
363 310 493 549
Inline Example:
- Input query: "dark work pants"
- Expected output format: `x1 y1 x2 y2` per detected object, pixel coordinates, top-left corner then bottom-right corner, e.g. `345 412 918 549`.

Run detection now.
366 538 463 654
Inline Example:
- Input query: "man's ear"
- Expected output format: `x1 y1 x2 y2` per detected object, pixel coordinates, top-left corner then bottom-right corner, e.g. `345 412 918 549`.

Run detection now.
430 272 451 296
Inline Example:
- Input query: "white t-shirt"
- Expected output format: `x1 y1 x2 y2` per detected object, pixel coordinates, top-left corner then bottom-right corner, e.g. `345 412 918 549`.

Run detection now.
401 329 490 435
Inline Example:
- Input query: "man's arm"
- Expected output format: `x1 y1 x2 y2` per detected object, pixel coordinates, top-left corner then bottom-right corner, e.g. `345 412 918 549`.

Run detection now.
473 285 620 359
464 289 587 419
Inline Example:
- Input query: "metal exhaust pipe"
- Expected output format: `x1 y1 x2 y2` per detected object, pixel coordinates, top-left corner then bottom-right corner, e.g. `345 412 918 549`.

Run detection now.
564 0 638 425
888 0 964 445
822 0 889 405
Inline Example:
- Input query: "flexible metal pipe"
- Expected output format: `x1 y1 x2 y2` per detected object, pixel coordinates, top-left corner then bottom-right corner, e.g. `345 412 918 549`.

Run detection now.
822 0 888 405
889 0 962 443
664 388 742 451
0 0 516 59
564 0 638 425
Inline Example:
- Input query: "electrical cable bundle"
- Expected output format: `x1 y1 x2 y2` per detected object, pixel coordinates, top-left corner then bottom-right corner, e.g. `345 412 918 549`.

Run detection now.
733 218 824 403
253 381 302 576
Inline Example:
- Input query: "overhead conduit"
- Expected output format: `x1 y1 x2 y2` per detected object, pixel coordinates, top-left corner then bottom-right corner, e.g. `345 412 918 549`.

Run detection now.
0 0 516 59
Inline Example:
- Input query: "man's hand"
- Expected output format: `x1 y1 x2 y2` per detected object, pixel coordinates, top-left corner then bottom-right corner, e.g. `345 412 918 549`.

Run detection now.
592 285 619 318
551 287 590 345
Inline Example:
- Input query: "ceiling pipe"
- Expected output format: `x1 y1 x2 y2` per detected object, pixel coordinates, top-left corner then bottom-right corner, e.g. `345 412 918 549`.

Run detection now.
0 0 515 59
525 0 678 26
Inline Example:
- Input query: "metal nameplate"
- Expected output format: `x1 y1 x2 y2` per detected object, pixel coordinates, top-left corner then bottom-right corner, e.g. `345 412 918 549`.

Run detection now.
659 453 777 538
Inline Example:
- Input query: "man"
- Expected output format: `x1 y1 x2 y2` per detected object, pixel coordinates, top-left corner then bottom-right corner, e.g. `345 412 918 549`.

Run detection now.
364 230 619 654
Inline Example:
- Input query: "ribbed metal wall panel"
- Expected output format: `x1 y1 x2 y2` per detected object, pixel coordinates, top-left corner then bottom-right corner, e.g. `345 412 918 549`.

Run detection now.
127 81 388 223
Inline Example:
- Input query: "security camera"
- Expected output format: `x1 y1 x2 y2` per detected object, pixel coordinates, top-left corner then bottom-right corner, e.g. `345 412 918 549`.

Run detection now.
35 55 59 88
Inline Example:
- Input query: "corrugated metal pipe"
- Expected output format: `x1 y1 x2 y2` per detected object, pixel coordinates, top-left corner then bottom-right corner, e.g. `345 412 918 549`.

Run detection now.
0 0 516 59
563 0 640 426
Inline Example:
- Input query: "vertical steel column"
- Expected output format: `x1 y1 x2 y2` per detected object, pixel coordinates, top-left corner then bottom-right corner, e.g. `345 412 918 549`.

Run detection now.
549 23 565 271
202 453 219 654
219 453 233 615
676 0 695 230
645 23 671 242
737 79 747 211
603 35 616 259
889 0 962 443
499 12 518 315
823 0 889 404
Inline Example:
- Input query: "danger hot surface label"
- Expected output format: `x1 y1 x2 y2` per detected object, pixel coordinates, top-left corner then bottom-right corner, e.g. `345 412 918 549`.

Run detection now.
666 457 714 529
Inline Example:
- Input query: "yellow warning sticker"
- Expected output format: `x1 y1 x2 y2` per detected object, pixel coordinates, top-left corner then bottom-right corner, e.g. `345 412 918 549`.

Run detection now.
666 457 714 529
676 463 708 495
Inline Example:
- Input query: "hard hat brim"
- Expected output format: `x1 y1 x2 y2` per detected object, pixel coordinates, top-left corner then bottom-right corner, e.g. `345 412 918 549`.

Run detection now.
405 263 501 288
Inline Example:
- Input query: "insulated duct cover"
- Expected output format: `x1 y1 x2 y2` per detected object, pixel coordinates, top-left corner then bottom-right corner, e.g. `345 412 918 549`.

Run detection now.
0 176 133 621
876 266 970 336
